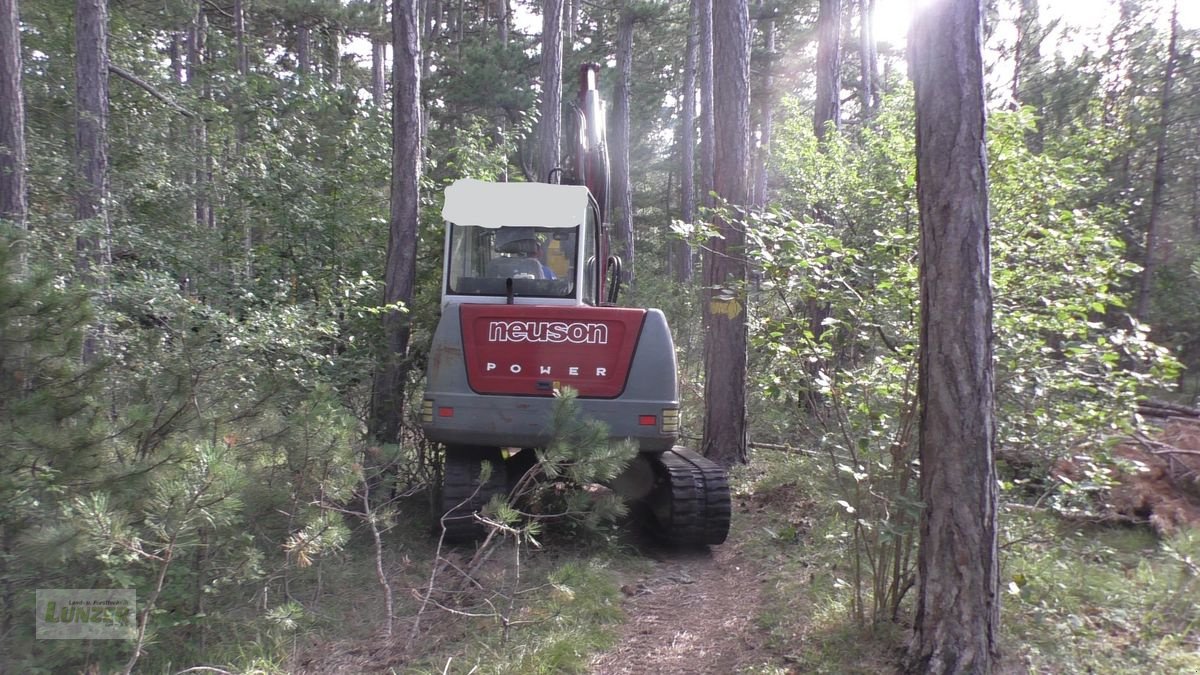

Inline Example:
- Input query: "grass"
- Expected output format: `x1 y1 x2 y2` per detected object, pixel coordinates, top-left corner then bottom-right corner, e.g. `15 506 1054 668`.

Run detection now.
735 446 1200 674
170 446 1200 674
1001 517 1200 673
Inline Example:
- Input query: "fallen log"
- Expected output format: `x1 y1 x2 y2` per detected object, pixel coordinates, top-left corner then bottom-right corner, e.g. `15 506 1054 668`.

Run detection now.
1138 399 1200 419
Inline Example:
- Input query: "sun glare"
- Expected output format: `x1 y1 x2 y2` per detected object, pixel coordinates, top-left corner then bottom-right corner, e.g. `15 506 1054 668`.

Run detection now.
872 0 1194 50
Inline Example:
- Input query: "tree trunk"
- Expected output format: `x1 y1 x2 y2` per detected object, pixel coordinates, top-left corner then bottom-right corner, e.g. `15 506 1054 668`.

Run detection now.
74 0 110 362
858 0 878 118
676 0 699 283
297 24 310 76
612 7 635 281
701 0 750 467
496 0 509 45
0 0 26 233
1012 0 1043 151
370 0 422 445
536 0 563 182
814 0 841 140
234 0 248 78
169 33 183 84
188 4 210 230
699 0 715 210
325 26 342 86
1134 2 1179 322
567 0 579 46
753 11 774 209
372 0 386 105
907 1 998 672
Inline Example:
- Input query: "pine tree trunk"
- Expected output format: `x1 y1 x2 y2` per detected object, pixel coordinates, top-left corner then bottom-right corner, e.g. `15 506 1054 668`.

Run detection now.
0 0 26 233
325 26 341 86
753 13 774 209
536 0 563 182
612 7 635 281
676 0 699 283
701 0 749 467
74 0 109 270
234 0 248 78
699 0 715 210
169 33 183 84
907 1 998 672
814 0 841 140
858 0 877 118
297 25 310 76
1134 3 1179 322
188 4 210 230
567 0 579 46
74 0 109 362
496 0 509 45
372 0 386 105
370 0 422 444
1012 0 1043 151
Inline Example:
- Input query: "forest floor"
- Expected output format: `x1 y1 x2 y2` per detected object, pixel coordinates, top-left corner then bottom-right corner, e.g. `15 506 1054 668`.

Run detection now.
289 444 1200 675
587 509 773 674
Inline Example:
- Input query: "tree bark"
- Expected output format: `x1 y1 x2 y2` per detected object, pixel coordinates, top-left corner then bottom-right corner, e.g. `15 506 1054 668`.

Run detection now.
753 10 774 209
74 0 110 362
907 1 999 672
297 24 310 76
370 0 422 444
1134 2 1179 322
1012 0 1043 151
814 0 842 140
676 0 700 283
0 0 26 233
699 0 715 210
234 0 248 78
496 0 509 45
188 3 211 230
567 0 579 46
701 0 750 467
536 0 564 182
324 25 341 86
612 6 635 281
372 0 386 105
169 32 184 85
858 0 878 118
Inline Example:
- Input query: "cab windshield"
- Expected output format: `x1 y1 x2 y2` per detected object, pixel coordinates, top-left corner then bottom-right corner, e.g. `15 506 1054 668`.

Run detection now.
447 224 578 298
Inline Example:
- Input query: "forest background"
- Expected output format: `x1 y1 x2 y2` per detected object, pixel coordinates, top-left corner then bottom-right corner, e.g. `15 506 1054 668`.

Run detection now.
3 0 1200 672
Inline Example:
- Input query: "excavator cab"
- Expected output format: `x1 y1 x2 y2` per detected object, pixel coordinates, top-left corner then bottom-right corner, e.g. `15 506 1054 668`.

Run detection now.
440 179 604 305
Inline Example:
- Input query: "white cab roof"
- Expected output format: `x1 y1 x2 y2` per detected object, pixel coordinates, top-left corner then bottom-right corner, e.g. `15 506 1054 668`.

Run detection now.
441 179 591 229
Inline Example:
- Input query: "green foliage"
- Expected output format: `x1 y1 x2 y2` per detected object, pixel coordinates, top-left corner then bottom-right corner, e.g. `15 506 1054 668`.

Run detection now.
1003 516 1200 673
730 89 1180 625
463 559 626 675
478 387 637 542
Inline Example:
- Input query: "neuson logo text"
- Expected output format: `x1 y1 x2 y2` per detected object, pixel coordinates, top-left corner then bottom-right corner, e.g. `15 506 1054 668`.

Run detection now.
488 320 609 345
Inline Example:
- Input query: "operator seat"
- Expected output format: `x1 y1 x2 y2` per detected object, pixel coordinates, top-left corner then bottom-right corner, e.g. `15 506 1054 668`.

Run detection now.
487 236 545 279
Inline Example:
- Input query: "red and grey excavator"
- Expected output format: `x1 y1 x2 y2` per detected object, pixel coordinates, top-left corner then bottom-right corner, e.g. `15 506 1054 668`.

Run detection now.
421 64 730 545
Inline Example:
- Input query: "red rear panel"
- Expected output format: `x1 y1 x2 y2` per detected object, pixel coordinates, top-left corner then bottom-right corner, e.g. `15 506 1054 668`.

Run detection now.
459 304 646 398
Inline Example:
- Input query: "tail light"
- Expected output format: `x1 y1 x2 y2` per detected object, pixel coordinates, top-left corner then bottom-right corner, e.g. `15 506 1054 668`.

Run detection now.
421 399 434 424
661 408 680 433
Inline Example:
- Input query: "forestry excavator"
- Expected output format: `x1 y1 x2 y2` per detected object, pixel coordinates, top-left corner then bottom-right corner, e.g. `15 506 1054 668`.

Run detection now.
421 64 730 545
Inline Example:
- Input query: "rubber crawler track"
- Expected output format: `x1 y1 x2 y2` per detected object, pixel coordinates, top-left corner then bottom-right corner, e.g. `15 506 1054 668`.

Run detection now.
440 445 508 541
648 447 732 546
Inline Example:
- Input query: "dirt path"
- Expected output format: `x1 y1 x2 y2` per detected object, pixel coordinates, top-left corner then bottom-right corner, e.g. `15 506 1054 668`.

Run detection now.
588 519 770 674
